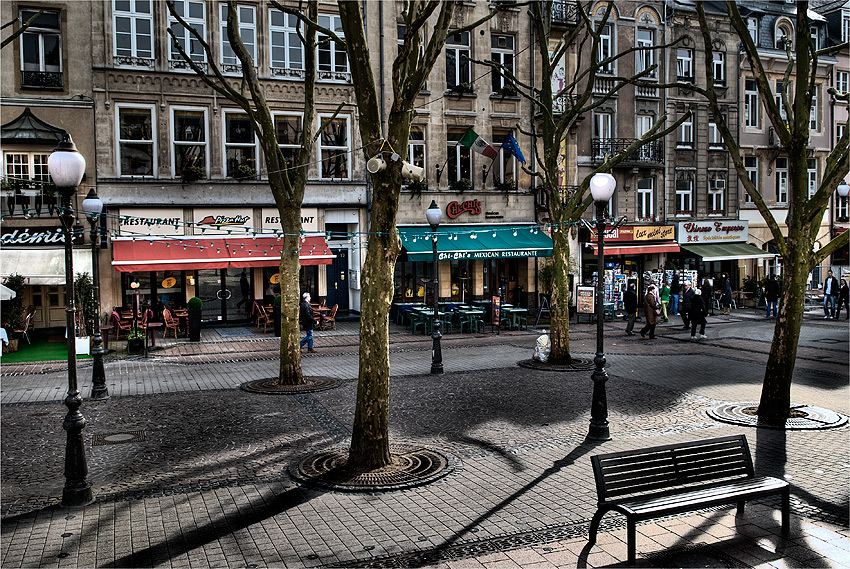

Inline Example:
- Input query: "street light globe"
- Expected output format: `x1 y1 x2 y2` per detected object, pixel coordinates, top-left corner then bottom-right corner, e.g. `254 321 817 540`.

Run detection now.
838 181 850 198
81 189 103 222
426 199 442 227
590 173 616 203
48 135 86 190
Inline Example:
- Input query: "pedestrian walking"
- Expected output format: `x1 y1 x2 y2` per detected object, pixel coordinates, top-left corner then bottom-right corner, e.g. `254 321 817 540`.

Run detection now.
299 292 317 352
689 287 708 340
765 274 780 318
235 269 251 309
702 278 714 316
660 280 670 322
680 280 694 329
669 274 680 315
720 273 733 315
822 270 839 319
836 279 849 321
639 284 660 339
623 282 638 335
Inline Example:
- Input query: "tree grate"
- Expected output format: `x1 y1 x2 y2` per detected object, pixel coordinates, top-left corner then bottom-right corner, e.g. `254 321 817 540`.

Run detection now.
706 402 848 430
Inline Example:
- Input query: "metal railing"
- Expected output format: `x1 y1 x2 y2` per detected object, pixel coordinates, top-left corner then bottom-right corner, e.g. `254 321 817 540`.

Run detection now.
1 179 59 217
591 138 664 165
552 0 578 25
21 71 62 88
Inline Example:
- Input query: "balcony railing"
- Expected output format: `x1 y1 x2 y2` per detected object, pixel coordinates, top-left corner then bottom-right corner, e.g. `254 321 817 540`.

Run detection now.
21 70 63 89
535 184 580 213
591 138 664 165
552 0 578 26
1 179 59 217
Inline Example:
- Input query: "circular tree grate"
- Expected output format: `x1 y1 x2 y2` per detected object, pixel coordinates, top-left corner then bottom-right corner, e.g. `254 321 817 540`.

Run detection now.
517 356 596 372
290 444 455 492
706 402 848 430
241 376 339 394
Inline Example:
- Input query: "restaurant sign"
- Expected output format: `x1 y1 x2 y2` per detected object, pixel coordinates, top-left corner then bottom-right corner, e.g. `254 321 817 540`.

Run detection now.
438 249 547 261
677 220 748 244
261 207 319 232
119 208 184 236
1 226 84 246
193 208 253 235
592 225 675 242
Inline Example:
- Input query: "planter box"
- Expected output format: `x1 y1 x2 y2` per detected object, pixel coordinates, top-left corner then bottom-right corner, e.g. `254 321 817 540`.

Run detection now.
127 338 145 354
75 336 91 355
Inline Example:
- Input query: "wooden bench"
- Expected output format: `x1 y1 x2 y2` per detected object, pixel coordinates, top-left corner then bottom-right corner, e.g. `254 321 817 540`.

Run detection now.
587 434 790 564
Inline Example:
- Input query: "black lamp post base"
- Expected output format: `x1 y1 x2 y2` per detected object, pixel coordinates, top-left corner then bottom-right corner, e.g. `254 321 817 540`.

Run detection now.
61 484 94 508
586 421 612 441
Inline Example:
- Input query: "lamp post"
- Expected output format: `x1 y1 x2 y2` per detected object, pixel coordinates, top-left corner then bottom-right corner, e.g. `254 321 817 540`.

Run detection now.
48 134 94 507
426 200 443 374
82 189 109 401
587 173 616 442
838 181 849 199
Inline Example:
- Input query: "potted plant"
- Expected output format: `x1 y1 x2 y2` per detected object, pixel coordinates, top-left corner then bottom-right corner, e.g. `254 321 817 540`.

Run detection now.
187 296 203 341
2 274 25 354
273 294 281 336
127 327 145 354
232 164 257 180
449 178 472 193
448 82 473 95
494 84 518 97
495 178 515 193
74 272 97 354
405 179 427 199
180 165 205 183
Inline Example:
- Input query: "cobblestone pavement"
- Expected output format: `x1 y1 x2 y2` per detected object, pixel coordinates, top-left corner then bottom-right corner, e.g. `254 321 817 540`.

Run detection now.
1 309 848 568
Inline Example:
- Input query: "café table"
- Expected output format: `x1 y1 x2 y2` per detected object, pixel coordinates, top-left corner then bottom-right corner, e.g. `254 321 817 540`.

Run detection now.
145 322 164 355
456 308 485 333
312 305 331 330
501 307 529 330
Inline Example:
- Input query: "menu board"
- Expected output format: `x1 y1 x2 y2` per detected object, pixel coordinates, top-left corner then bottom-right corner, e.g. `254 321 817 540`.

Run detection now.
577 286 595 314
491 295 501 327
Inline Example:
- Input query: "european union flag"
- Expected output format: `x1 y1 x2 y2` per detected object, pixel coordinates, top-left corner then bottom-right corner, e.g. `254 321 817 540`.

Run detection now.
502 133 526 164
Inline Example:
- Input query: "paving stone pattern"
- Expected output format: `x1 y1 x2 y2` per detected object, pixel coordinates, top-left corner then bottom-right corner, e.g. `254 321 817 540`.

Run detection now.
1 312 848 568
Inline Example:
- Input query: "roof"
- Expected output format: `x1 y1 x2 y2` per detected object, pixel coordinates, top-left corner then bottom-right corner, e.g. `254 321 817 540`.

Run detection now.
0 108 66 146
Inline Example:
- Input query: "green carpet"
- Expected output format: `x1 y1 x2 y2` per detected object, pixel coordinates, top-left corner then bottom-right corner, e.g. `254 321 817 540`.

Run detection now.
2 336 92 363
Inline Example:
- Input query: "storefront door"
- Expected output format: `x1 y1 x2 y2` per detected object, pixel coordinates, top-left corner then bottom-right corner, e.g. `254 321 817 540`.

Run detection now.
325 249 349 312
196 268 251 324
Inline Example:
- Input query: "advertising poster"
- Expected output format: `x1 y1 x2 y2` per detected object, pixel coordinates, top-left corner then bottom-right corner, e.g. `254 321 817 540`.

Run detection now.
577 286 595 314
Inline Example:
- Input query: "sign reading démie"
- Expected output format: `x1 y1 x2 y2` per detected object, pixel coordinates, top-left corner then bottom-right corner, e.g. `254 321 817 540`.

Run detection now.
1 226 84 246
677 220 748 244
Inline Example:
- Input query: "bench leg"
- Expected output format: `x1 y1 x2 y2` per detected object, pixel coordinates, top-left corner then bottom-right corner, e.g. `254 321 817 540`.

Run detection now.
587 509 605 546
781 488 790 533
627 519 636 565
737 500 746 516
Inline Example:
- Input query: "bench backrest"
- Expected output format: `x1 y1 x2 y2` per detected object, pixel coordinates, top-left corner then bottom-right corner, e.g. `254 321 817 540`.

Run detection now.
591 435 755 502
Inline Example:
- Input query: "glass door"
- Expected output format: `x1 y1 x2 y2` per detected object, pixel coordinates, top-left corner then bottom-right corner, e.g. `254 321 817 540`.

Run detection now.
196 268 252 324
196 269 225 323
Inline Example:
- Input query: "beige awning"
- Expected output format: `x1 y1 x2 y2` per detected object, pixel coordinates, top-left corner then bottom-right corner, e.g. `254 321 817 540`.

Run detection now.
1 248 93 285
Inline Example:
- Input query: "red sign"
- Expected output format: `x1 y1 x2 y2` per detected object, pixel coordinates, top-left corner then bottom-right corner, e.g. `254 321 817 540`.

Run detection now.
446 199 482 219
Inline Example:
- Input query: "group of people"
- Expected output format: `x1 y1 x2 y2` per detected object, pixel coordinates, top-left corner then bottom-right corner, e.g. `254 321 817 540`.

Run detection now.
623 272 736 341
822 270 850 320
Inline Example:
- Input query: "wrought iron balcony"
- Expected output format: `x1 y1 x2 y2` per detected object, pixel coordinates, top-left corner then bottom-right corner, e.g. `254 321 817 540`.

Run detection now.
1 179 59 217
20 71 62 89
552 0 578 26
591 138 664 166
535 184 580 213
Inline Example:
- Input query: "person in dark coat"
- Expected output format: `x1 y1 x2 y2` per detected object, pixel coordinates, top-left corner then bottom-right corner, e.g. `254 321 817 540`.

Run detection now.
639 284 659 339
299 292 317 352
836 279 849 321
680 280 695 330
623 282 638 335
765 274 780 318
702 277 714 315
689 287 708 340
823 270 840 318
236 269 251 309
669 274 680 316
720 273 733 315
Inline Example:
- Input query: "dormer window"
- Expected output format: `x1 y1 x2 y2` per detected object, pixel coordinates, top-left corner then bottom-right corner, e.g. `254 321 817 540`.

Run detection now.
776 22 793 50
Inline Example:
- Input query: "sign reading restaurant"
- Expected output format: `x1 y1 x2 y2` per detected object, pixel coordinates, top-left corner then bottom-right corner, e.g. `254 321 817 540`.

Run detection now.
677 220 748 244
438 249 547 261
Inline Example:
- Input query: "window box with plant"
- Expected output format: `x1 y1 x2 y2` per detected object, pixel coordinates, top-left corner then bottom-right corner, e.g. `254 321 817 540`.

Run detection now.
231 164 257 180
180 165 206 183
495 179 516 193
127 327 146 354
448 82 473 95
493 85 518 97
405 179 428 198
449 178 472 193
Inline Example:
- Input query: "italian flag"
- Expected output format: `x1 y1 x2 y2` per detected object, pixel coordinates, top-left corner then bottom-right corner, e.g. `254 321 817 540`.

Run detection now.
460 129 498 159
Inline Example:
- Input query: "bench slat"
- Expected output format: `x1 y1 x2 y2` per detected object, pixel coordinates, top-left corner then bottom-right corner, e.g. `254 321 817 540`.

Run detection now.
619 477 789 515
603 465 751 498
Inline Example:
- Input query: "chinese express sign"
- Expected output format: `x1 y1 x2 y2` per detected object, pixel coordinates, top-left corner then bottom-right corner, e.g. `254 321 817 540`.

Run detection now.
677 221 748 244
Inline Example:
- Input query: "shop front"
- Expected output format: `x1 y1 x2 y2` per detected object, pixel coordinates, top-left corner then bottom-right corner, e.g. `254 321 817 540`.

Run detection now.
674 221 772 287
395 224 553 307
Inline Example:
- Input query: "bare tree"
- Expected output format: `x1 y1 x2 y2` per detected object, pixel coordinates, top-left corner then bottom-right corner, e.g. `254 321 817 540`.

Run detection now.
1 9 43 50
167 0 329 385
689 1 848 419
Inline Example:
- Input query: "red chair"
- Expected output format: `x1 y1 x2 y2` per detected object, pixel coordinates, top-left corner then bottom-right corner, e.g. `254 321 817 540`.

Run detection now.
111 311 132 341
253 302 271 333
324 304 338 331
162 308 180 338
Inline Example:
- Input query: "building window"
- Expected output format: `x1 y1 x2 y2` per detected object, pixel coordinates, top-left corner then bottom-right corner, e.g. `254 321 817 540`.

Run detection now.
636 178 654 221
269 10 303 78
397 25 425 90
776 157 788 203
3 152 55 217
492 132 516 187
275 113 303 178
708 176 725 214
807 158 817 199
675 174 693 215
446 32 471 91
747 17 759 43
837 195 849 221
676 48 693 82
117 105 155 176
171 108 207 178
169 0 206 68
319 115 349 180
407 127 425 182
809 85 818 131
712 52 725 86
114 0 153 66
317 14 349 80
838 123 847 148
597 24 613 73
223 111 257 178
447 130 472 186
491 34 515 94
636 28 655 77
678 117 693 147
220 4 256 71
19 10 62 88
776 22 792 49
593 112 613 159
843 10 850 43
776 81 788 124
745 79 760 128
744 156 758 203
708 122 724 148
838 71 850 95
809 26 819 51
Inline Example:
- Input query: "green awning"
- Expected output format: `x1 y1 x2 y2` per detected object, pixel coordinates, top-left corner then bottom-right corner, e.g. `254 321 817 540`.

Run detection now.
399 225 553 261
680 242 773 261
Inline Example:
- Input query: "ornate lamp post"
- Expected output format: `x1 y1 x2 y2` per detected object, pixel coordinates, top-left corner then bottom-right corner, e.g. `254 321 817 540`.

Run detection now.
48 134 94 507
81 189 108 400
426 200 443 374
587 173 616 442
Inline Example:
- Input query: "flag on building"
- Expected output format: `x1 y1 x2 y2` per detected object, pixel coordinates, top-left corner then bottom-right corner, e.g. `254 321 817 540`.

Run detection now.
460 129 498 159
502 133 526 164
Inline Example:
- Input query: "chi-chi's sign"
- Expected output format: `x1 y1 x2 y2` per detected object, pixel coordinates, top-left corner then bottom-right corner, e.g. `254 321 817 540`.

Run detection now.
592 225 675 242
446 199 481 219
677 221 748 244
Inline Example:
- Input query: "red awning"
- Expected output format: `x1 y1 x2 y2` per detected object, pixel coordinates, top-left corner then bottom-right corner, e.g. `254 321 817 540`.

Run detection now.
589 243 680 256
111 235 335 272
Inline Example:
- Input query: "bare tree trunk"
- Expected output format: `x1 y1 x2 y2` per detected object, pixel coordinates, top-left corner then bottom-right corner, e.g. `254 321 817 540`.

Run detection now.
278 207 305 385
548 229 573 364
